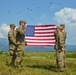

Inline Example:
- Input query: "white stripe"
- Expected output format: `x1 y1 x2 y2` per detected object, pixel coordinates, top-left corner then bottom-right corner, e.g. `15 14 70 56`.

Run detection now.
35 33 54 36
35 30 55 32
25 37 55 39
26 40 55 42
35 26 56 29
27 43 55 46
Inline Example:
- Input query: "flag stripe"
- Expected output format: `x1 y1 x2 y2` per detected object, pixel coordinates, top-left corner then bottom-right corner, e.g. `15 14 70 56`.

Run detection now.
25 37 55 40
26 40 55 43
35 35 54 37
35 24 56 27
35 28 56 30
35 33 54 36
35 32 54 35
35 30 55 32
26 42 55 46
35 32 54 34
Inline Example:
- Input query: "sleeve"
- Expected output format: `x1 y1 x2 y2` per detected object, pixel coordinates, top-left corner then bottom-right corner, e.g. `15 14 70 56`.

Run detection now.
58 33 64 47
16 27 26 35
8 32 16 45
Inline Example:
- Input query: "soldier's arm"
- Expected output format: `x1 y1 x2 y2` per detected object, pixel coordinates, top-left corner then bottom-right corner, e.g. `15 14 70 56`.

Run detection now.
16 28 26 34
8 32 16 45
58 33 64 48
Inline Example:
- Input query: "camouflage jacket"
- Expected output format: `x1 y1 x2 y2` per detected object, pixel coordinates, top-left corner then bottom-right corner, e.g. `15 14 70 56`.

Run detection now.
62 29 67 43
57 31 65 49
8 29 16 50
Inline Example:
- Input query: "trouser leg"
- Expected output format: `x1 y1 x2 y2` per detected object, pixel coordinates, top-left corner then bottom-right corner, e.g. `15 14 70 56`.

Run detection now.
16 50 24 67
9 50 16 66
56 50 58 67
57 50 64 71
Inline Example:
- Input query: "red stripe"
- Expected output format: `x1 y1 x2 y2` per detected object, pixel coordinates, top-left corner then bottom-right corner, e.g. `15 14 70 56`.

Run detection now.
35 35 54 37
35 32 54 34
26 43 55 46
25 38 55 40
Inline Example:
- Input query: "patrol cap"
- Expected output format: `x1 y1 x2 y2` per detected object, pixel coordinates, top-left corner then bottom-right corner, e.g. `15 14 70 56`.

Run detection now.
60 24 65 27
56 26 63 30
19 20 27 24
10 24 15 27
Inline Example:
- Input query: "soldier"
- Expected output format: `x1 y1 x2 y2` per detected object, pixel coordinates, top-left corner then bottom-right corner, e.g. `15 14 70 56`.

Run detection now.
54 26 65 72
60 24 67 68
16 20 26 67
8 24 16 67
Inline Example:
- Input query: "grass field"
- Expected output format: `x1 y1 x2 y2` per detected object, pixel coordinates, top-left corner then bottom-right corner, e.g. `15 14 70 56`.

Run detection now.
0 52 76 75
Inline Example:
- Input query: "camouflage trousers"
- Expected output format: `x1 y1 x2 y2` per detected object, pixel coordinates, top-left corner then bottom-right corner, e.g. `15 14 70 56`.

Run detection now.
63 44 66 68
9 49 16 66
15 42 25 67
56 50 65 71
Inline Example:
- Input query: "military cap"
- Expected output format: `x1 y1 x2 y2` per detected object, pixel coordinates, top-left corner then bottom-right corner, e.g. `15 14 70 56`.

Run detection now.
56 26 63 30
19 20 27 24
60 24 65 27
10 24 15 27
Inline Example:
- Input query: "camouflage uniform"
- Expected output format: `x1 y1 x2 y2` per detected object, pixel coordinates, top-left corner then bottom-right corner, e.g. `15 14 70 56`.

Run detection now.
54 26 65 72
8 24 16 66
60 24 67 68
16 20 26 67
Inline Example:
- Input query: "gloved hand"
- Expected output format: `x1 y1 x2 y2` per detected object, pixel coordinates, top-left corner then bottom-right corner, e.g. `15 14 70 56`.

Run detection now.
25 43 27 45
25 41 27 45
16 42 20 46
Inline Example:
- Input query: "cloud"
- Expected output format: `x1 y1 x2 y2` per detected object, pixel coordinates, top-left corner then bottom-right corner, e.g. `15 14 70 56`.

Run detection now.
55 7 76 45
0 33 4 38
0 24 10 38
40 14 47 19
55 8 76 25
1 24 10 33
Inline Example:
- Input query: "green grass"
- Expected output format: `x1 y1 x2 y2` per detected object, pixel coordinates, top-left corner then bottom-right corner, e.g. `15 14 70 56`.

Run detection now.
0 52 76 75
66 52 76 58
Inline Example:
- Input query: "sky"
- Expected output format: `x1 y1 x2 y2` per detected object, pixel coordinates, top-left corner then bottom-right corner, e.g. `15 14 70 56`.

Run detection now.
0 0 76 45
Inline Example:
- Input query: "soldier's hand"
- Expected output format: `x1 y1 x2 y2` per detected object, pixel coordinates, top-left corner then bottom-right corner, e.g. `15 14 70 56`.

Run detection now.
16 42 20 46
25 42 27 45
25 41 27 45
58 50 62 53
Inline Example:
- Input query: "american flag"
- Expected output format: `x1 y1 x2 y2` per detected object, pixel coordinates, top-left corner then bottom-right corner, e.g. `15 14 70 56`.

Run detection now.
25 24 56 46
